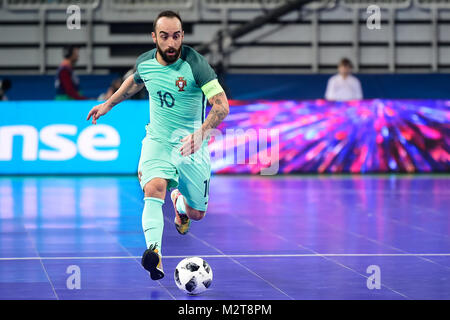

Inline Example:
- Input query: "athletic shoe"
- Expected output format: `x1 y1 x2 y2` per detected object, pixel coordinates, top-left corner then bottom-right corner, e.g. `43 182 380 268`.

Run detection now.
171 189 191 235
141 244 164 280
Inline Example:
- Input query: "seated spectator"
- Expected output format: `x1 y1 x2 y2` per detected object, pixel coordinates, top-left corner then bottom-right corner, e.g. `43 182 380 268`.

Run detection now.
325 58 363 101
55 45 88 100
0 78 12 101
98 78 123 101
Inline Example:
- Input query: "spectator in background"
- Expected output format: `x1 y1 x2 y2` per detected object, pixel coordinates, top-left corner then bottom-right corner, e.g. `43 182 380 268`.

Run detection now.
0 78 12 101
55 45 88 100
325 58 363 101
98 78 123 101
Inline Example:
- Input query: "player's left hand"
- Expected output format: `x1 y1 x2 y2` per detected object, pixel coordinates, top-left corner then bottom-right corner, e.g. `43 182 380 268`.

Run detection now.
180 130 204 156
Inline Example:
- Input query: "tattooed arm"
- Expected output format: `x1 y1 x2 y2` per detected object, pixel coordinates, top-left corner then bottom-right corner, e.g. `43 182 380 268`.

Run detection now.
87 75 144 124
202 91 230 133
180 91 229 156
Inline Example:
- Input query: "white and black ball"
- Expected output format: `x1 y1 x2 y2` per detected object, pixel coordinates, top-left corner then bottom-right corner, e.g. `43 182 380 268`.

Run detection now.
174 257 213 295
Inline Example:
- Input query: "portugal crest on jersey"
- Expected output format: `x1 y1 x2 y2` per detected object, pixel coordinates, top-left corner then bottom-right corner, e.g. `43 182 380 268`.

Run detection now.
176 77 187 92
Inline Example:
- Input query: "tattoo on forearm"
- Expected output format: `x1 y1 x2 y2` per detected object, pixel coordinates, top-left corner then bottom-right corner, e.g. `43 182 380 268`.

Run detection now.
203 92 229 132
110 89 133 108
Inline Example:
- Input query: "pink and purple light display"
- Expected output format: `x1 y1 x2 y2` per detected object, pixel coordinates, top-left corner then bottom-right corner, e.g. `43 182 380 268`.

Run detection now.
209 99 450 174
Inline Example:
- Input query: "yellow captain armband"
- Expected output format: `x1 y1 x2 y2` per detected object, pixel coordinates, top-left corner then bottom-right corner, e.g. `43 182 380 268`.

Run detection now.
201 79 224 100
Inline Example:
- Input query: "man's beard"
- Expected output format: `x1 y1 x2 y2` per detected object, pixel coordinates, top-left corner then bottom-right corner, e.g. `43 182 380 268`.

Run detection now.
156 43 181 64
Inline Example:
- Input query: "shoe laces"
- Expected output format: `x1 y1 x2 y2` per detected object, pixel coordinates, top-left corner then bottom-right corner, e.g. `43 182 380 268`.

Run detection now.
148 243 159 253
179 214 189 224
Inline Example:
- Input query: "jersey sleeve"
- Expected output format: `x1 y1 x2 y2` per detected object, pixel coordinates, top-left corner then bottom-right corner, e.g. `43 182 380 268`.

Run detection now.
133 55 145 84
134 70 143 84
184 47 224 99
133 50 155 84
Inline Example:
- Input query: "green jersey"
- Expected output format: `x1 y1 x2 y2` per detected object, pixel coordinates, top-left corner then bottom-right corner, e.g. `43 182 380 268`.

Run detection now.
134 45 223 145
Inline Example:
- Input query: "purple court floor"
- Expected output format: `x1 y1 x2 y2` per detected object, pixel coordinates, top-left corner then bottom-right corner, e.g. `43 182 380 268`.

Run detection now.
0 175 449 300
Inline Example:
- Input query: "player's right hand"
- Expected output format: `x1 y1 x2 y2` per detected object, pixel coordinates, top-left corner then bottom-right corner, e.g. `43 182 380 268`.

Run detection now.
86 103 112 125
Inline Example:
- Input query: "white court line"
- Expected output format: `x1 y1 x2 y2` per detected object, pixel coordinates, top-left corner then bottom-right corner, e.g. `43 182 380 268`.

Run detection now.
97 223 176 300
1 253 450 261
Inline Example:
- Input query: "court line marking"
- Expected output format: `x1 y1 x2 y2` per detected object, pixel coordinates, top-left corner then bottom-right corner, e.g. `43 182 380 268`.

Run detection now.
97 223 177 301
23 227 59 300
2 253 450 261
185 230 296 300
319 200 450 272
123 189 295 300
234 215 411 299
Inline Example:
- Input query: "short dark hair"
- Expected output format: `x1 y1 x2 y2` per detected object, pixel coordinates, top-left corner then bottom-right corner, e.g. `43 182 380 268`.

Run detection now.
339 58 353 68
63 45 79 59
0 78 12 91
153 11 183 33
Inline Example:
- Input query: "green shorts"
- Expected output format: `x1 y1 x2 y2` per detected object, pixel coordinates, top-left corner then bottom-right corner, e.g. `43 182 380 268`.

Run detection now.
137 135 211 212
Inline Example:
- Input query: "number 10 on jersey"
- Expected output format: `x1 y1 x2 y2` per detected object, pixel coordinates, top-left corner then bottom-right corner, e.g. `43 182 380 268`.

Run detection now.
157 91 175 108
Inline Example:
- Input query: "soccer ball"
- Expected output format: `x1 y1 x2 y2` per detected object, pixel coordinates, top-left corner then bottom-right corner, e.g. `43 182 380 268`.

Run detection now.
174 257 213 295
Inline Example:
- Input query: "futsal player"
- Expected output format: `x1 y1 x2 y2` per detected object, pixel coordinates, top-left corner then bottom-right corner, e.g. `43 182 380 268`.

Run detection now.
86 11 229 280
